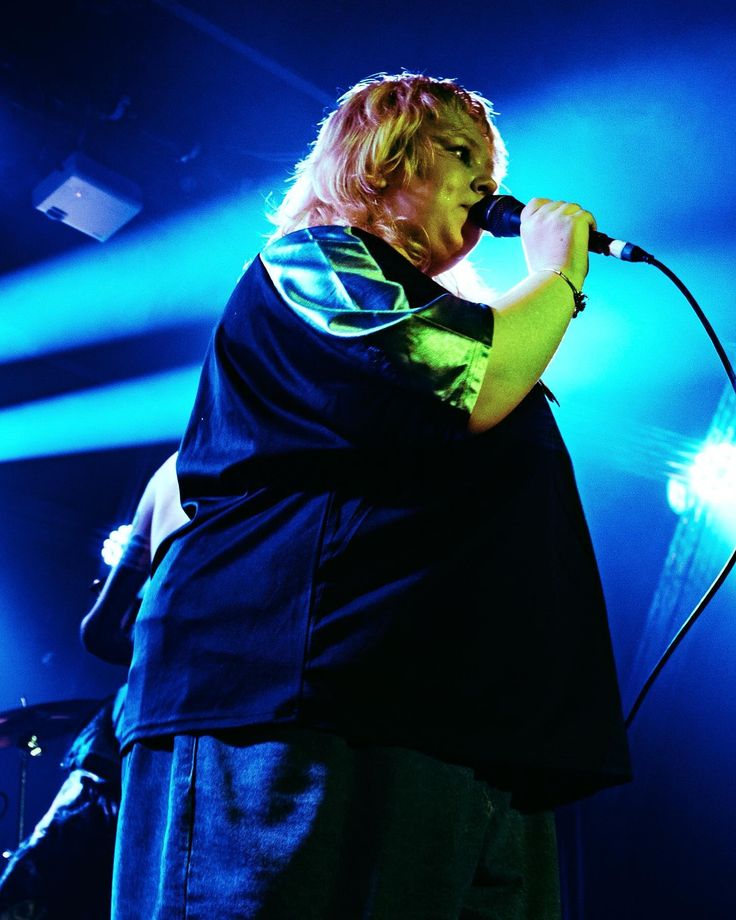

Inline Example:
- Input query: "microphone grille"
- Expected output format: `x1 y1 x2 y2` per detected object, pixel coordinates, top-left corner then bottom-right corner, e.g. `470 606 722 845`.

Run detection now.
483 195 523 238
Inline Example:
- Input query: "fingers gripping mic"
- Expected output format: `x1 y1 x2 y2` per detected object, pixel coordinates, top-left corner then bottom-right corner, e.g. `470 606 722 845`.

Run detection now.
468 195 653 263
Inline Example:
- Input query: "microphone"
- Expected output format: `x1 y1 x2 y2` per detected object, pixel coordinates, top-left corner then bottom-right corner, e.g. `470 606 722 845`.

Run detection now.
468 194 653 263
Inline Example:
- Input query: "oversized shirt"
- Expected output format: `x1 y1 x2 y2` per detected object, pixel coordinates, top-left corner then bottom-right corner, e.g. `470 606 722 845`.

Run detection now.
121 226 632 811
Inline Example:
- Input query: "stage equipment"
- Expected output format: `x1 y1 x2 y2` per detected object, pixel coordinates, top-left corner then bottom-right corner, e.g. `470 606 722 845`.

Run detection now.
0 698 101 844
32 153 142 241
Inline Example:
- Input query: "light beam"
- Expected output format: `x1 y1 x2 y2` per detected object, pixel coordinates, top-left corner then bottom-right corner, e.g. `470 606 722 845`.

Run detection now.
0 366 200 462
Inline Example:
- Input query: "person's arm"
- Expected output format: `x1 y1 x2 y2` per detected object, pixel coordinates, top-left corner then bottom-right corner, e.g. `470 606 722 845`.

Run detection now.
148 451 189 556
469 198 595 432
259 226 494 426
80 452 188 665
79 483 154 665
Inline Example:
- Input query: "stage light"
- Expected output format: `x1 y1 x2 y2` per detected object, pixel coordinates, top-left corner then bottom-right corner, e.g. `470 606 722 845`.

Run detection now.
102 524 133 567
666 476 692 516
689 442 736 507
667 441 736 528
0 366 200 462
0 187 273 363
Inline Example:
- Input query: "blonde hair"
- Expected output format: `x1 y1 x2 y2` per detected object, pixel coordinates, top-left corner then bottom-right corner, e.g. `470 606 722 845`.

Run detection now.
268 71 507 274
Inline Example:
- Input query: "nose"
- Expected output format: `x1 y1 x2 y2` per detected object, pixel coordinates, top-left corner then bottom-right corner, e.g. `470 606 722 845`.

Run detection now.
471 169 496 197
470 170 498 196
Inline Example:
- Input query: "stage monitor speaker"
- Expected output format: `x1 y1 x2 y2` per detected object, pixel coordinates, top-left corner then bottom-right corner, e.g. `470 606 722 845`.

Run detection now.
32 153 143 242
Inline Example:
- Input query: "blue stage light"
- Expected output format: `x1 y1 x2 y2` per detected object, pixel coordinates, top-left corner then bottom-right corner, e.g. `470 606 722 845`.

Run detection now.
0 188 273 362
0 366 200 462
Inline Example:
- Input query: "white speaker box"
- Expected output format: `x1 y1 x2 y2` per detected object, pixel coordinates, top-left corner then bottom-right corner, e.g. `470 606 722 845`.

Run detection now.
32 153 143 241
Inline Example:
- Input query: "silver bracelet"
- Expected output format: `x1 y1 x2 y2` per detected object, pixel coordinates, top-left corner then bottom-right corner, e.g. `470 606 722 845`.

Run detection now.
545 269 588 318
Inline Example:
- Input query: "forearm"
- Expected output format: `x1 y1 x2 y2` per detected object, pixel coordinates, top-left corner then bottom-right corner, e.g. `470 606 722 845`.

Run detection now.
468 270 576 432
80 532 150 664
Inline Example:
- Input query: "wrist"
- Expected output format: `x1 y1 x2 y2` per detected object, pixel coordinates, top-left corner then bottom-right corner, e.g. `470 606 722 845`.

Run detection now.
536 268 587 318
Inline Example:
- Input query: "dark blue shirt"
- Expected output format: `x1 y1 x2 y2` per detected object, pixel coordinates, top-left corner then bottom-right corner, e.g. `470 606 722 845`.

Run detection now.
122 226 631 810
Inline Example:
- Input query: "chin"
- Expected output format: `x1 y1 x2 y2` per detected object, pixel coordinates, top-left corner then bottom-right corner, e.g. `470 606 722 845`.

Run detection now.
461 224 483 252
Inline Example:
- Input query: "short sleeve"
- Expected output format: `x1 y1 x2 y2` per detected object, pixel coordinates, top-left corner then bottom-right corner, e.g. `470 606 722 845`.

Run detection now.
260 226 493 415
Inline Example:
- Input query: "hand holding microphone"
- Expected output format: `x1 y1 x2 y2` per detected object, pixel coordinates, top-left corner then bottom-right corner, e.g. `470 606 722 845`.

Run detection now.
518 198 596 292
468 194 652 263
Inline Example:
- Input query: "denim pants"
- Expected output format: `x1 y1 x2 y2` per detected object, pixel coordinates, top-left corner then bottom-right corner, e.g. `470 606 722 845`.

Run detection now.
112 729 560 920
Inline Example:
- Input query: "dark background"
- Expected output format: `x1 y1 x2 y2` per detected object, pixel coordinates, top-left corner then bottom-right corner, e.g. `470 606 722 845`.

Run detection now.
1 2 735 916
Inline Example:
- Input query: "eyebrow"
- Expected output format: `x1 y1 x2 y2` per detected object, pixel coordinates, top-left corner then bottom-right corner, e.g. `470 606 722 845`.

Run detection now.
431 128 482 148
433 125 486 147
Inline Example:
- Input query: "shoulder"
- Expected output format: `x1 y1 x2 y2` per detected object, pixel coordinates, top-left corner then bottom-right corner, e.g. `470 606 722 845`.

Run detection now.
263 224 375 254
258 226 464 338
261 225 427 281
257 226 418 336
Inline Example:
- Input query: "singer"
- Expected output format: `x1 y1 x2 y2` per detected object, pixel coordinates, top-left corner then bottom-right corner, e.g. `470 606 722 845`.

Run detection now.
113 72 631 920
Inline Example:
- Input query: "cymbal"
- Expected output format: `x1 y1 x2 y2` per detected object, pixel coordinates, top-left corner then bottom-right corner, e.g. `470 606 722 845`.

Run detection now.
0 698 103 751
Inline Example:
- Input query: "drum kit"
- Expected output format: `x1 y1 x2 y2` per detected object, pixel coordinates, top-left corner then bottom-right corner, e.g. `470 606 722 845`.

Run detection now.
0 697 102 846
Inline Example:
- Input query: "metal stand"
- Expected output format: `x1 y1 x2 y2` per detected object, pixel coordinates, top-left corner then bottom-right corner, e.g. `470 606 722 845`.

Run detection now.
17 748 29 847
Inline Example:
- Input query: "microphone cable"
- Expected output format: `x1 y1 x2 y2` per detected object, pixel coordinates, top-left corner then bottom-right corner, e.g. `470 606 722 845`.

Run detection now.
624 255 736 728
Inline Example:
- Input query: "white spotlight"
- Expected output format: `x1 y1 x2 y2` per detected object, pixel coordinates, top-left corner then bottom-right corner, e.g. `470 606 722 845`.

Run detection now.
688 442 736 507
101 523 133 567
667 441 736 522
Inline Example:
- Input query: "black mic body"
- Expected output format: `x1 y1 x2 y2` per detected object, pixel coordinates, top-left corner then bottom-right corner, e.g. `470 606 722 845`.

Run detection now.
468 195 652 263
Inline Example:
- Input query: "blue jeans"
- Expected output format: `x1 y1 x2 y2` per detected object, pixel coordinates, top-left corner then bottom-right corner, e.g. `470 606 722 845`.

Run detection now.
112 729 560 919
